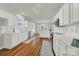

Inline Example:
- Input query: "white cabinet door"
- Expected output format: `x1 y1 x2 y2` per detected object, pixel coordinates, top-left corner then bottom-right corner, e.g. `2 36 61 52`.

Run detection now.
53 35 59 56
67 46 79 56
59 4 69 26
63 4 69 25
58 8 63 26
0 34 4 48
58 40 67 56
71 3 79 23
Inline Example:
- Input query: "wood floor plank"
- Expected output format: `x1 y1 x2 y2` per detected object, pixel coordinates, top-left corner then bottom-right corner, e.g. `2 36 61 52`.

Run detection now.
0 39 42 56
0 37 49 56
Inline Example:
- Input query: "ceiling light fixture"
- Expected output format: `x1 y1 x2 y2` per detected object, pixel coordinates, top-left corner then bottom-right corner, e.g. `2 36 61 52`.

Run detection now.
32 4 42 14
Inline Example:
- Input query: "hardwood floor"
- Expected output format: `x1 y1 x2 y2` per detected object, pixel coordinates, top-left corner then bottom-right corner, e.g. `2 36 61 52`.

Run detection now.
0 37 50 56
0 40 42 56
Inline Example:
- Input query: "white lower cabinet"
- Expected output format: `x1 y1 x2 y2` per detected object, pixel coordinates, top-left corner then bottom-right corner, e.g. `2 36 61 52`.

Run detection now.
53 34 79 56
67 46 79 56
2 31 28 49
58 40 67 56
53 35 59 56
0 34 4 49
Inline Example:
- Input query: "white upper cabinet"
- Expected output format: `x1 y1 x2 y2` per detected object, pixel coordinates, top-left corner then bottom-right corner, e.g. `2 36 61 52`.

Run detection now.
59 3 79 25
54 4 70 26
59 4 69 26
57 8 63 26
63 4 69 25
71 3 79 23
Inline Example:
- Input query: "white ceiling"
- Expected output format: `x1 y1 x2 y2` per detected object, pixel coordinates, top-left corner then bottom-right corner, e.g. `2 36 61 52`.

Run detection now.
0 3 64 23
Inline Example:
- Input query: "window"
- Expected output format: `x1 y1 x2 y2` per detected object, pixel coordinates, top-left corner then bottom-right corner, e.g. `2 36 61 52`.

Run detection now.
17 14 24 29
41 24 49 32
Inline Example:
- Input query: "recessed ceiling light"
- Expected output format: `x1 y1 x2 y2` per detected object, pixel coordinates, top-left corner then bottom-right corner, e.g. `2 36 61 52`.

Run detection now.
32 4 42 14
32 8 39 14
